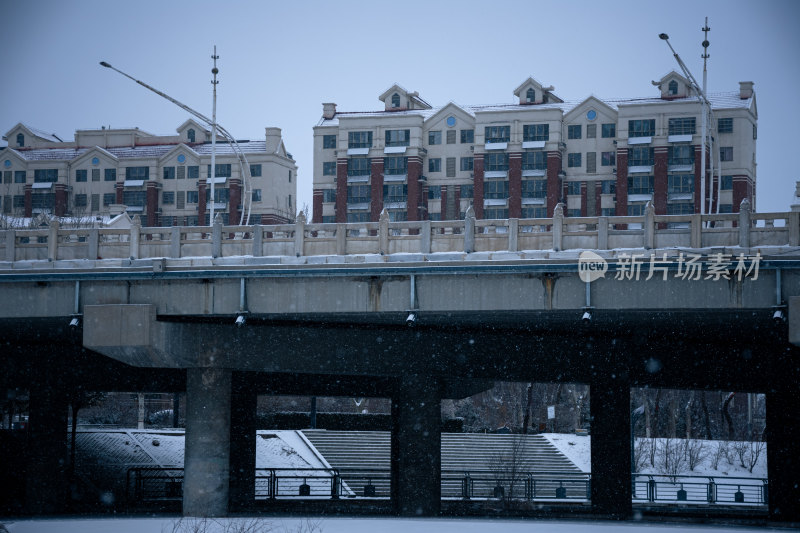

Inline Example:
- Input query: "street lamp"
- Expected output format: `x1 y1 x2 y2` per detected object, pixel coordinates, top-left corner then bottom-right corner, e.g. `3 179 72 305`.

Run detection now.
658 20 718 216
99 52 253 225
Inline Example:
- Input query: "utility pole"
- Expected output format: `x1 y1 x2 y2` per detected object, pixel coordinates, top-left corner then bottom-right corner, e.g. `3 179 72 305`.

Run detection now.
210 46 219 224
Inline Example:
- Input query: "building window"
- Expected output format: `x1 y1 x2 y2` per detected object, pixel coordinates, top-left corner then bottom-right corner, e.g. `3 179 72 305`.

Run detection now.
187 191 199 204
446 157 456 177
323 162 337 176
13 195 25 209
105 168 117 181
384 184 408 203
347 185 370 204
720 204 733 213
484 180 509 199
628 175 654 195
668 80 679 95
601 181 616 194
667 202 694 215
485 126 510 143
668 117 696 135
568 125 582 140
90 194 99 211
460 184 474 198
162 191 175 204
629 146 654 167
567 209 582 217
322 216 336 223
601 207 615 217
163 166 175 180
523 124 549 142
126 167 149 180
567 182 581 196
250 164 262 177
753 124 757 140
2 172 10 184
14 171 26 183
427 185 441 200
587 124 597 139
391 93 400 108
628 119 655 138
668 174 694 193
484 208 508 219
323 135 336 149
668 145 694 166
721 175 733 190
718 118 733 134
348 131 373 149
522 151 546 170
252 189 262 202
386 129 410 147
347 211 370 223
627 203 647 216
522 207 546 218
586 152 597 173
428 158 441 172
720 147 733 162
601 123 616 138
347 158 370 177
123 191 146 207
74 194 87 208
75 169 87 182
206 164 231 177
521 179 546 198
16 133 24 147
460 129 474 144
188 166 199 179
103 193 115 206
567 153 582 168
460 157 474 171
484 152 509 172
31 192 55 211
208 188 229 204
322 189 336 203
187 129 195 142
289 170 292 183
34 169 58 183
90 168 99 181
428 130 442 145
176 191 185 210
526 88 535 103
384 156 408 175
446 130 456 144
601 151 616 167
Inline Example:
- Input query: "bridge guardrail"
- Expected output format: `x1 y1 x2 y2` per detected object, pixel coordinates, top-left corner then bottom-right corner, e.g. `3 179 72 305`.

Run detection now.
631 473 767 506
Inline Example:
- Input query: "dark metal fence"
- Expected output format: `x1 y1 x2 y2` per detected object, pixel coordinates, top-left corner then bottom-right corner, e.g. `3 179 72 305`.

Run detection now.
631 474 767 505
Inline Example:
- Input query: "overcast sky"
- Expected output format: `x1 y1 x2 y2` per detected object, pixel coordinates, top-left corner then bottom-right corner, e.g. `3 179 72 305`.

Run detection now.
2 0 798 214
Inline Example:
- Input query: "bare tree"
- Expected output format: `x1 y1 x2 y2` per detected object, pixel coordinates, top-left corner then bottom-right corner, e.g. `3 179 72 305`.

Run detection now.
746 440 766 473
683 439 708 471
488 435 530 504
657 438 686 483
633 438 651 472
710 440 728 470
731 440 749 468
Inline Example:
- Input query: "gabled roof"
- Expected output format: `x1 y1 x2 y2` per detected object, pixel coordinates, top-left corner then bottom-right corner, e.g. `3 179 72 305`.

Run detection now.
513 76 548 97
176 118 209 134
379 83 411 102
157 143 200 163
3 123 63 143
563 95 618 120
653 70 691 87
424 102 476 124
71 145 119 166
0 147 29 165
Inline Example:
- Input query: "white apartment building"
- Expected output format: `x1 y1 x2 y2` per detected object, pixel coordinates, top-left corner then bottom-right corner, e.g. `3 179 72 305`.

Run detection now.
312 73 756 223
1 120 297 226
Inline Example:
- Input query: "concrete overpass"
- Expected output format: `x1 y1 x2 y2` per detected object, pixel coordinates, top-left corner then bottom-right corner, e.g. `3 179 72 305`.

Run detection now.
1 203 799 521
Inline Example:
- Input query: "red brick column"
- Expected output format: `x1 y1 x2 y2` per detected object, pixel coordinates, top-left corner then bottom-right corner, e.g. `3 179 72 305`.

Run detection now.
370 158 384 222
54 184 67 217
473 155 484 219
407 156 422 222
146 181 159 227
453 185 461 219
694 145 704 214
228 178 242 226
546 151 562 217
595 181 602 216
336 158 348 223
421 185 429 220
615 149 628 216
440 186 447 220
312 189 323 223
580 182 588 217
732 175 751 213
115 182 124 204
654 147 668 215
197 182 207 225
24 185 32 217
508 152 522 218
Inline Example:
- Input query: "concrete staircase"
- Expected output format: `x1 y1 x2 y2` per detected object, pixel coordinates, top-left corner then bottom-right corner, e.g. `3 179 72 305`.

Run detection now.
301 430 587 499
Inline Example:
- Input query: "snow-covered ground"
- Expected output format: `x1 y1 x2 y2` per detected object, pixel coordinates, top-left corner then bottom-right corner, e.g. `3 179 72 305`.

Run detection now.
542 433 591 472
2 516 790 533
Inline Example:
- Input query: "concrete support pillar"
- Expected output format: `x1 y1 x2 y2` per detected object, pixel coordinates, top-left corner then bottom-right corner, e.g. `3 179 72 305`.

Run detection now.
391 375 441 516
25 372 69 514
183 367 232 517
766 357 800 521
229 372 257 512
590 368 632 519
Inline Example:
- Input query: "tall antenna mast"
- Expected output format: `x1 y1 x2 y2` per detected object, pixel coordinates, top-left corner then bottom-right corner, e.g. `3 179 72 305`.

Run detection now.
210 46 219 224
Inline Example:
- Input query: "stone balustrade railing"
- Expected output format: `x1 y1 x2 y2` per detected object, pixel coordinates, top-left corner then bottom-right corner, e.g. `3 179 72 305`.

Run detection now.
2 200 799 263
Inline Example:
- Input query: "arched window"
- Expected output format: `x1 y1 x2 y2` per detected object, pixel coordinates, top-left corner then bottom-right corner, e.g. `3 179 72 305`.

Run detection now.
668 80 678 96
391 93 400 108
16 133 24 147
526 88 536 103
187 129 195 142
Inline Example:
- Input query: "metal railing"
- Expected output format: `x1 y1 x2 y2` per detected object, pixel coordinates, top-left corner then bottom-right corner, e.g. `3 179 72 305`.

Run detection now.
126 466 184 503
631 474 767 506
442 470 590 501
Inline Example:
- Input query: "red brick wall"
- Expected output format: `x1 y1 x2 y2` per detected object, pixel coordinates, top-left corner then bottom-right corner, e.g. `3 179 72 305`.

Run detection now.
228 178 241 226
336 158 348 223
407 156 422 222
24 185 32 217
55 184 67 217
370 158 384 221
473 155 484 219
312 189 323 223
197 182 207 225
546 151 562 217
654 147 668 215
615 149 628 216
508 152 522 218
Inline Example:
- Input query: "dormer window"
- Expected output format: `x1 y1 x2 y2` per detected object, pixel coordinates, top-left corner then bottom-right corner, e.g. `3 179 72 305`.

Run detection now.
668 80 678 96
526 88 535 103
16 133 24 147
391 93 400 108
187 128 195 142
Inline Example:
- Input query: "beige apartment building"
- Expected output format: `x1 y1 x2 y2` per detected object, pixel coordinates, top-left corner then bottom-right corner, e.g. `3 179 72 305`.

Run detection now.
1 120 297 226
312 72 757 223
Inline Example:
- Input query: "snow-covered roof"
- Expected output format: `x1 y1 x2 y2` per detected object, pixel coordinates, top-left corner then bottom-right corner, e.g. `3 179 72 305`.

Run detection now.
10 140 272 162
24 123 63 142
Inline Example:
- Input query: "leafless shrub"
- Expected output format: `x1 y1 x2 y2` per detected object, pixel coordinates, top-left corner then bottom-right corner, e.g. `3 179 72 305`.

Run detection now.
633 438 651 472
657 438 686 482
648 436 657 468
746 440 766 473
684 439 708 471
732 440 749 468
489 435 530 503
163 517 288 533
710 440 728 470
